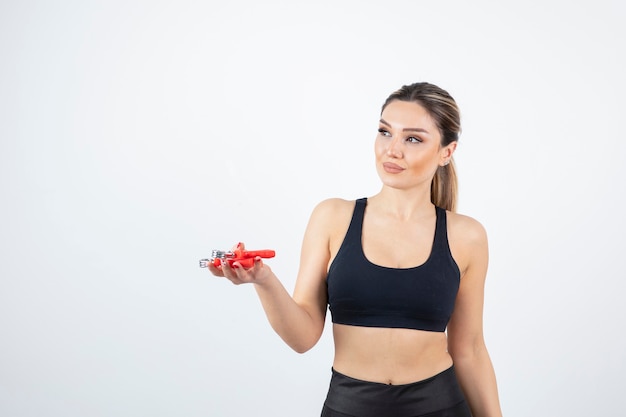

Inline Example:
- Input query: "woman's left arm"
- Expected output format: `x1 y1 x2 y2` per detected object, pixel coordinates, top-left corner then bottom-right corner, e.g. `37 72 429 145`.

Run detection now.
447 216 503 417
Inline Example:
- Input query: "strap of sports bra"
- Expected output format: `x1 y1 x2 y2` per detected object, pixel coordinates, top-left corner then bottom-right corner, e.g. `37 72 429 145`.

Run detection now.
433 206 450 252
352 198 367 234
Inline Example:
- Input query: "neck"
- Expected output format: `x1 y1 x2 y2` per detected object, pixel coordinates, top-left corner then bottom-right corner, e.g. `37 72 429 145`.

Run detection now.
369 187 434 221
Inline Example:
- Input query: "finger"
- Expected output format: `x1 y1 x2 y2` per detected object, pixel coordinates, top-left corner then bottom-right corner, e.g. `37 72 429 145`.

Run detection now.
220 259 235 278
233 260 257 282
206 262 225 277
223 260 246 278
225 273 244 285
230 261 246 273
253 256 264 270
226 262 250 285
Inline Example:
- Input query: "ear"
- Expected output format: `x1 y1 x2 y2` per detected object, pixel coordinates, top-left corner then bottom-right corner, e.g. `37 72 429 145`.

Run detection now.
439 141 457 166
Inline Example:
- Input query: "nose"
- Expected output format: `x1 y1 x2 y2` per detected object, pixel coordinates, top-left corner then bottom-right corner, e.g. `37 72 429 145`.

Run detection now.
386 137 403 158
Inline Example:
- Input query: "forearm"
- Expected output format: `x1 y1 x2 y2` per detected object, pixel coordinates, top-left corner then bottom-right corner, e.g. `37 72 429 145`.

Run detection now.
453 348 503 417
253 273 324 353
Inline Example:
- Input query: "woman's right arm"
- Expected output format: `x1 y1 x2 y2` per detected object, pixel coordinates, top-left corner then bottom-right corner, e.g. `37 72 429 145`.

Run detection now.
209 200 336 353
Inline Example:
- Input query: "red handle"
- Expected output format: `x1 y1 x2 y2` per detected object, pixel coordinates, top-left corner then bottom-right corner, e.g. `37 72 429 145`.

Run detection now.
211 258 256 268
212 249 275 269
233 258 255 268
240 250 275 259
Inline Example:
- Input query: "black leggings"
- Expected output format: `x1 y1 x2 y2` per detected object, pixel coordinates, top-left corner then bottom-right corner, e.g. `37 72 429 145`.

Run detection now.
321 367 471 417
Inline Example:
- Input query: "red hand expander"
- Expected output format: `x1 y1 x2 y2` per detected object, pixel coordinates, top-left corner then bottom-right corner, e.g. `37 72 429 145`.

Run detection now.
199 247 275 269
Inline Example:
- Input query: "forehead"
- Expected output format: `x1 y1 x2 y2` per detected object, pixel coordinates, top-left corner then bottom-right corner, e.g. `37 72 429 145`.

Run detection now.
381 100 436 129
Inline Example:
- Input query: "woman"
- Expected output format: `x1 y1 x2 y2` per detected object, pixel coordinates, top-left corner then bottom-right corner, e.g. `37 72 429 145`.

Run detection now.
207 82 503 417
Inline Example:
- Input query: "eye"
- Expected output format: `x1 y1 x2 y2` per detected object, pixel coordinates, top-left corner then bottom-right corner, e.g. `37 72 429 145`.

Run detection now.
406 136 423 144
378 128 391 137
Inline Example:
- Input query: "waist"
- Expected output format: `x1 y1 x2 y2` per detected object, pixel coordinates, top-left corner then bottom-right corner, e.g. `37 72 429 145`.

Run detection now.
332 323 452 385
323 366 469 417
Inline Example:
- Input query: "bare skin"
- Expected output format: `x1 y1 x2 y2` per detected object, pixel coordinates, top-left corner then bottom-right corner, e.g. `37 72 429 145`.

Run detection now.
208 100 503 416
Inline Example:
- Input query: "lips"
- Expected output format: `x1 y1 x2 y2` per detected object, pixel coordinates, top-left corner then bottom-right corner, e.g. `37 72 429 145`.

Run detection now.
382 162 405 173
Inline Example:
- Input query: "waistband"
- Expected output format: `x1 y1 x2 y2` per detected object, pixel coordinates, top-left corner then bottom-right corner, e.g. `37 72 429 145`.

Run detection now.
323 366 467 417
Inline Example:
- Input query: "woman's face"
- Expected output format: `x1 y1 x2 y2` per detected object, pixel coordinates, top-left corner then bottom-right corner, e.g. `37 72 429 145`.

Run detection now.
375 100 455 190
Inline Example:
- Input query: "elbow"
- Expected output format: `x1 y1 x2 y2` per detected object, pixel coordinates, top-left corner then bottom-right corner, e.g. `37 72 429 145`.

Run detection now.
284 331 322 354
292 345 312 354
287 319 325 354
277 307 325 354
288 337 318 354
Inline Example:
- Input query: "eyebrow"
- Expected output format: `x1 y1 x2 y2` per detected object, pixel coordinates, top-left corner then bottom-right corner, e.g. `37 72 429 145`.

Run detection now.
379 118 431 135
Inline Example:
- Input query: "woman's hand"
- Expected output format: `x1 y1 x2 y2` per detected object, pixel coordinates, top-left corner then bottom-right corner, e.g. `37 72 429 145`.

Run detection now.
206 242 273 285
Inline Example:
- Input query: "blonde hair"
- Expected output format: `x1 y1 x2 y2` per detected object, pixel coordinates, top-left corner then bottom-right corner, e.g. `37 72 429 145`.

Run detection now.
381 82 461 211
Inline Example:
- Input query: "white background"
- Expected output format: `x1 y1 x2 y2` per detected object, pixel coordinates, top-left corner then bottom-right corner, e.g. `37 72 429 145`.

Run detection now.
1 1 625 416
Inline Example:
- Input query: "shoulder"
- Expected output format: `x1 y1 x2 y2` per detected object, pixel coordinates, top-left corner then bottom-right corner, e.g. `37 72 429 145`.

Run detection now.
446 211 488 246
313 197 356 210
310 197 356 221
445 210 488 275
306 198 357 247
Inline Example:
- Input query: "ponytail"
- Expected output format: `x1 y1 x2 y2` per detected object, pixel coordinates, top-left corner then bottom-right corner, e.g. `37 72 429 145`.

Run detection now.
431 158 458 212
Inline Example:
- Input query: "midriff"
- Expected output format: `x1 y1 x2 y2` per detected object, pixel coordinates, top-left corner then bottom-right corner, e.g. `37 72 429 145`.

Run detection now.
331 323 453 385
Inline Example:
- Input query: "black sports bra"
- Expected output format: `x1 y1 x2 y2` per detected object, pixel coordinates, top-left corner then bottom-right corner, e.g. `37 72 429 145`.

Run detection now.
326 198 460 332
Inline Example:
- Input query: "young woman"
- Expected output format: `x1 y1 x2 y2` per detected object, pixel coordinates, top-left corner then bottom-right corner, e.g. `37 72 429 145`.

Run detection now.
207 82 503 417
